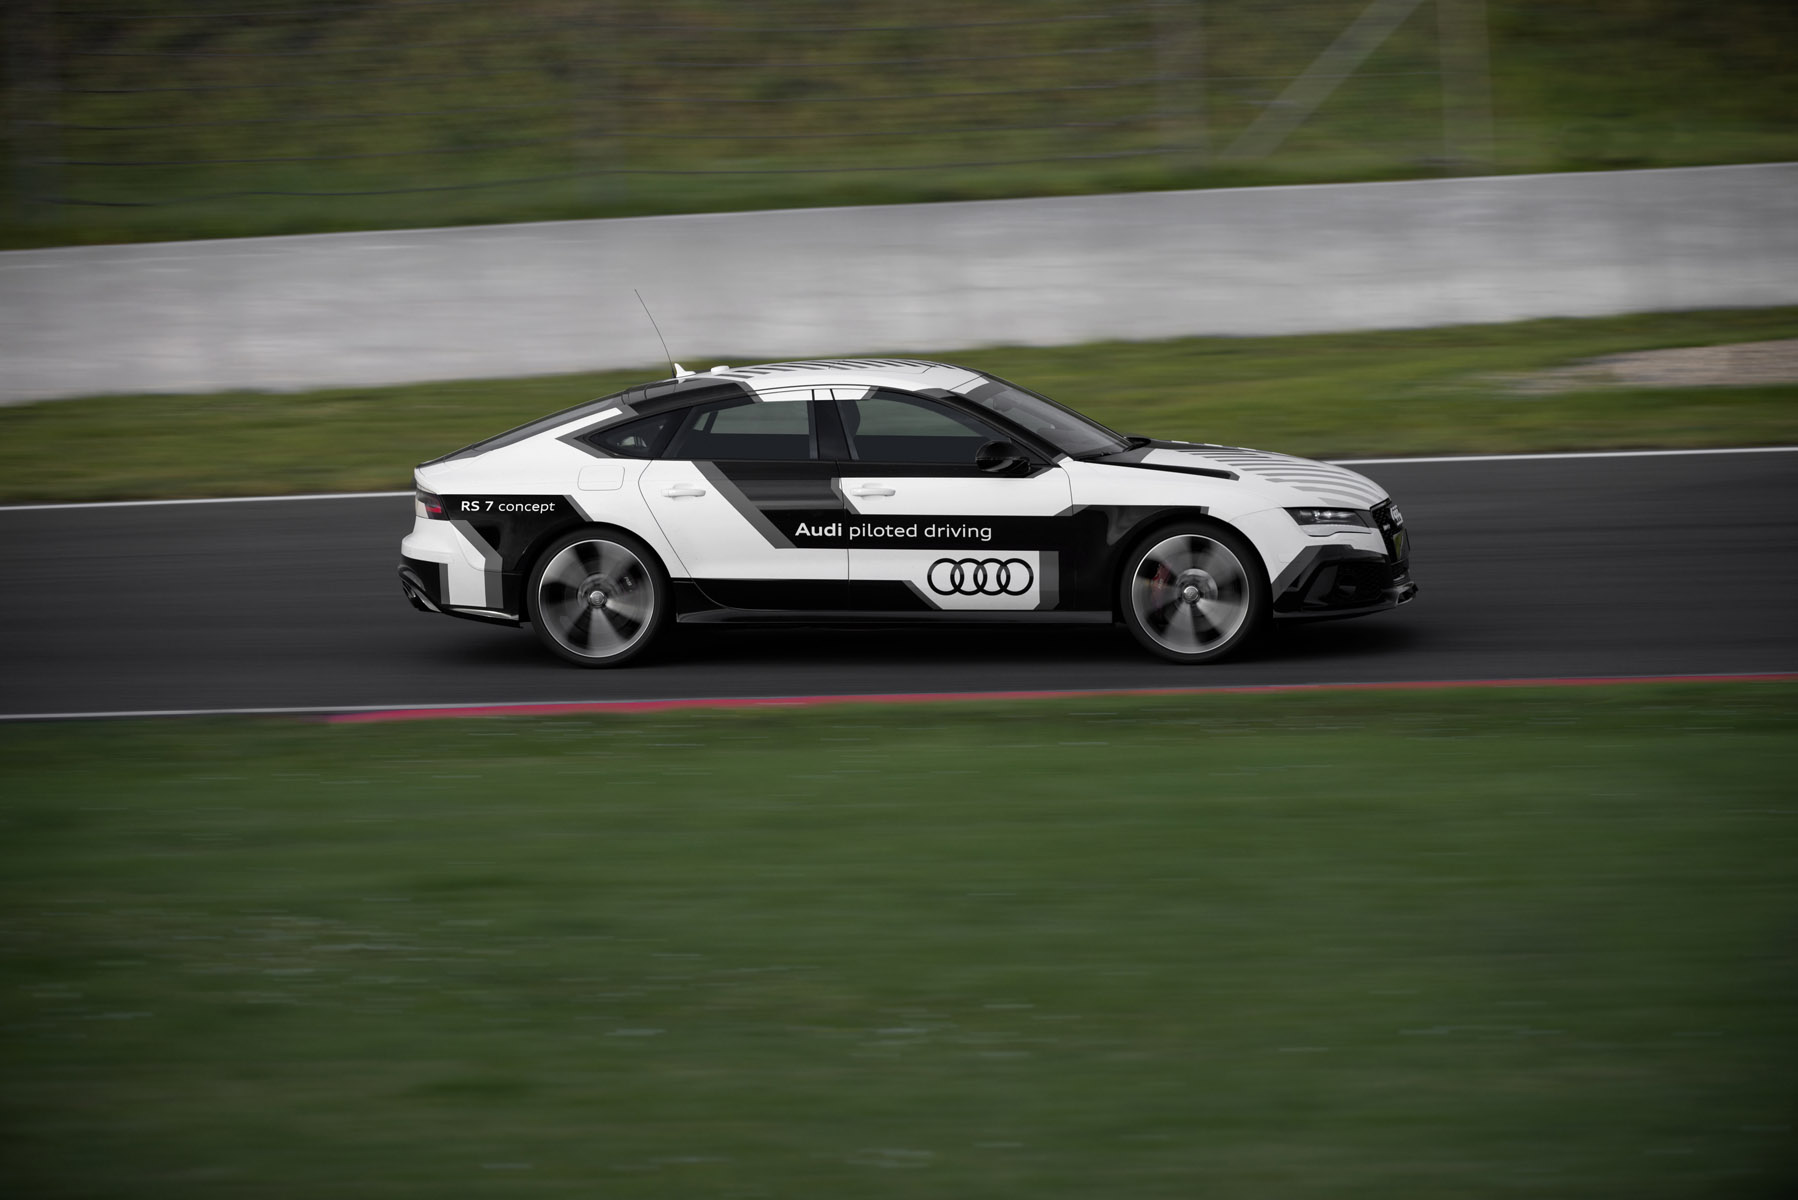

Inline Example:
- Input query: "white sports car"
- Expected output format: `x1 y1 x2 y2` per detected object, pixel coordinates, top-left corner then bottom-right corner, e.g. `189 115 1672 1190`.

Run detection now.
400 359 1414 666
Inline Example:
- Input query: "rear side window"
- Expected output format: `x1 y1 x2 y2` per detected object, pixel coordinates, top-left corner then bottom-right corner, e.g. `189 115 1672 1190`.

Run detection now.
583 412 676 458
668 397 816 461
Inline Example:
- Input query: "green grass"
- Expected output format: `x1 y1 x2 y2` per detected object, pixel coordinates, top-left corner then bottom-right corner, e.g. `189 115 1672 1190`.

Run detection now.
2 307 1795 503
2 0 1794 248
3 682 1795 1198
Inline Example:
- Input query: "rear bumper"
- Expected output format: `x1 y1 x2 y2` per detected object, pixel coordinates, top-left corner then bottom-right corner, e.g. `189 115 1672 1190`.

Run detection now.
398 560 444 613
398 559 520 626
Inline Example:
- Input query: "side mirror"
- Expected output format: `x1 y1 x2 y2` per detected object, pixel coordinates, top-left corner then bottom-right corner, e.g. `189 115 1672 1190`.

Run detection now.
975 440 1032 477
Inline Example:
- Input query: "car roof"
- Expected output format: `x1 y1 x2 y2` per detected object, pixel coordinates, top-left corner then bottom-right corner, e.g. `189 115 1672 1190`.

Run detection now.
423 358 994 468
699 358 985 395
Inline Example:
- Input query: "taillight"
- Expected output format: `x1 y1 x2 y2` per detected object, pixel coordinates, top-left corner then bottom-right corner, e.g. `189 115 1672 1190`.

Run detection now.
414 489 444 519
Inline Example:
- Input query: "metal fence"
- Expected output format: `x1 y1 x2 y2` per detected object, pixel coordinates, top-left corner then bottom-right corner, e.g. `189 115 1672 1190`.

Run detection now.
4 0 1488 234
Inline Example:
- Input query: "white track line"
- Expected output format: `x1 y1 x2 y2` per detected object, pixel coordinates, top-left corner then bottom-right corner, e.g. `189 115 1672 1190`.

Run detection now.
1 445 1793 514
1335 445 1798 466
0 703 406 722
0 489 409 513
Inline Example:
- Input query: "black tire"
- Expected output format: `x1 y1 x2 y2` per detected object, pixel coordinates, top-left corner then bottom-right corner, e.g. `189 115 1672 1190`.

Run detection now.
1118 521 1268 664
525 528 670 667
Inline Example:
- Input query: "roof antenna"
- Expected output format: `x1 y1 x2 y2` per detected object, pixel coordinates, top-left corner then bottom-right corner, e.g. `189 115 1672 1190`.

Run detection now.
633 288 689 378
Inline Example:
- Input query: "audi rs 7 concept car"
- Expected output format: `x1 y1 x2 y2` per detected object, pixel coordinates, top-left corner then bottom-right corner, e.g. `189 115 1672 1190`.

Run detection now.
399 359 1415 666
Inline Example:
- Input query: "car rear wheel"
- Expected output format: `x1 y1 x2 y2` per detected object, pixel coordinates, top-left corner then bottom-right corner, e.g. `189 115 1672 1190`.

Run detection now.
526 530 669 667
1120 524 1267 664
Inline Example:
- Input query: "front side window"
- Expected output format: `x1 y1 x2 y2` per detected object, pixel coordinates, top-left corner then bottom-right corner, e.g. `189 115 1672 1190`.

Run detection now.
667 397 816 461
837 390 1002 464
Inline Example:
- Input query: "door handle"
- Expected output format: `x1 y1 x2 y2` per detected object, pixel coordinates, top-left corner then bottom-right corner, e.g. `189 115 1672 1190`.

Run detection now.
660 485 707 498
848 485 896 498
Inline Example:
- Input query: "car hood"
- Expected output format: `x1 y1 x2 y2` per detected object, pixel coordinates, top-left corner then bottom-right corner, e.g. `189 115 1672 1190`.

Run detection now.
1098 441 1389 508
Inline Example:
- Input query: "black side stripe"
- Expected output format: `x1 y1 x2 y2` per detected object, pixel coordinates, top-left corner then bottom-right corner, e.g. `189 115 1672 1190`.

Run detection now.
902 580 944 611
448 519 505 608
691 461 796 550
1034 551 1062 611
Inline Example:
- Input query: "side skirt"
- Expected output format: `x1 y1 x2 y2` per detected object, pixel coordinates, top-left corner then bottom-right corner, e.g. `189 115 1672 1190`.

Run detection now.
441 606 524 627
677 609 1114 627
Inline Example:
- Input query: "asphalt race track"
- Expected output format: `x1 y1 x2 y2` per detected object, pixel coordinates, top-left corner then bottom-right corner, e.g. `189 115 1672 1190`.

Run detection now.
2 450 1794 718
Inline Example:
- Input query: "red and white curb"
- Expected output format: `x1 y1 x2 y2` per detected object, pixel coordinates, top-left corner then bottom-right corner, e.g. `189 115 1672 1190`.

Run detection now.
317 672 1798 725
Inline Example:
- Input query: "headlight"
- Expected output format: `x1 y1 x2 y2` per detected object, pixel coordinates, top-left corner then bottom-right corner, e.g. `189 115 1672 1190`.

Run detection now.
414 488 444 519
1286 507 1371 528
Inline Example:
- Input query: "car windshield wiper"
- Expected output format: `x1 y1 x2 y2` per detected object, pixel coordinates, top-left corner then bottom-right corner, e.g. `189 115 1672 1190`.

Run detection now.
1072 435 1150 460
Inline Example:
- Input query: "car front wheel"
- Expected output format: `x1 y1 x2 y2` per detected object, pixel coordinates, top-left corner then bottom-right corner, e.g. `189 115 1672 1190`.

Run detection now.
1119 524 1267 664
526 530 669 667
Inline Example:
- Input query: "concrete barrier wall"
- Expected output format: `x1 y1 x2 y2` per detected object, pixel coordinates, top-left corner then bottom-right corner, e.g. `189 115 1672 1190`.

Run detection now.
3 163 1794 404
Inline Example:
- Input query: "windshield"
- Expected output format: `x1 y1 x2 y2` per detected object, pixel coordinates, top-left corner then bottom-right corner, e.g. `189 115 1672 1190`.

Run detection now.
959 375 1132 458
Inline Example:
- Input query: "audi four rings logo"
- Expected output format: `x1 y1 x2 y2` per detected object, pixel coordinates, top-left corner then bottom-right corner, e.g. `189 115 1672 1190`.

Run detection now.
927 557 1034 596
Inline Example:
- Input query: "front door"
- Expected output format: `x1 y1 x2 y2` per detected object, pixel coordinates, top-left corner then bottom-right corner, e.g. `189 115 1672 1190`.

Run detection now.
638 391 847 609
832 389 1073 612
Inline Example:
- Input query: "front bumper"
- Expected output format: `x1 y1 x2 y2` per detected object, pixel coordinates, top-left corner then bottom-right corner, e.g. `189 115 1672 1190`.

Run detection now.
1272 546 1415 619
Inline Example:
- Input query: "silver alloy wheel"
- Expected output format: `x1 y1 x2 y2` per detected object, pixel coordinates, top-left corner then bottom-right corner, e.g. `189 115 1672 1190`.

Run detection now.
1130 533 1252 655
535 538 656 659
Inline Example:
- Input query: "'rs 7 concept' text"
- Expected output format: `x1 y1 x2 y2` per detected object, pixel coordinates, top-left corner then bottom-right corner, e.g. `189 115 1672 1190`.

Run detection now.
399 358 1415 666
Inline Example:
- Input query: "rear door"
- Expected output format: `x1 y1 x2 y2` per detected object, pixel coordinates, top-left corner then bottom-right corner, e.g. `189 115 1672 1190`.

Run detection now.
638 389 847 609
833 388 1073 611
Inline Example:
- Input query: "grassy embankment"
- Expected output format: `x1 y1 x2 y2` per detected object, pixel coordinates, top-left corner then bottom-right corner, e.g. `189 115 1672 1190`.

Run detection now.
2 0 1793 247
1 307 1793 503
3 682 1795 1197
